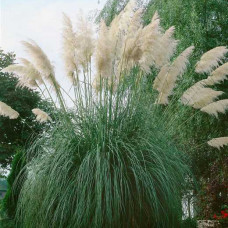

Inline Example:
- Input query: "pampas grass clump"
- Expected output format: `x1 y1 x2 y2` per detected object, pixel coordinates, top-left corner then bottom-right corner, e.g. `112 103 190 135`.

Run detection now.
16 76 189 228
2 0 228 227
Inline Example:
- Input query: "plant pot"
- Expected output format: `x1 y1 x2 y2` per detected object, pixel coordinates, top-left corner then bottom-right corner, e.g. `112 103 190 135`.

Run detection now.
197 220 221 228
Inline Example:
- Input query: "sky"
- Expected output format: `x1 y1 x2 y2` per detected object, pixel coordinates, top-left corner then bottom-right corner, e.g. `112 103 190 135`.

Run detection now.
0 0 106 105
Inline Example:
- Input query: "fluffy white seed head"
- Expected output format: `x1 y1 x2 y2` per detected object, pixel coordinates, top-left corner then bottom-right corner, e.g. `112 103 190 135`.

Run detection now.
75 14 94 69
139 11 163 73
2 61 42 89
157 46 194 104
153 64 170 92
154 26 178 67
22 40 54 78
195 46 228 74
32 108 52 123
95 20 113 79
181 86 223 109
62 13 79 82
200 99 228 118
203 62 228 86
207 137 228 150
0 101 19 119
118 0 137 34
22 40 60 90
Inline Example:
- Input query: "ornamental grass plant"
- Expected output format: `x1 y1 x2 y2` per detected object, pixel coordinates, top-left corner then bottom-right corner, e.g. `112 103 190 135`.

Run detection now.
15 73 190 227
1 0 228 227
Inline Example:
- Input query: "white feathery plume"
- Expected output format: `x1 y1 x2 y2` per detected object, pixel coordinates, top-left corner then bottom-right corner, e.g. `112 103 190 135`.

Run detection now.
22 40 54 78
2 61 42 89
195 46 228 74
127 8 143 37
109 14 121 54
75 14 94 69
122 9 143 68
123 28 143 71
118 0 136 34
95 20 113 79
155 26 178 67
16 79 38 89
111 7 143 77
153 64 169 91
181 82 204 105
62 13 79 82
181 86 224 109
157 46 194 104
120 9 143 72
203 62 228 86
151 10 159 23
139 11 163 73
0 101 19 119
2 64 25 75
32 108 52 123
107 15 124 77
207 137 228 150
22 40 59 90
192 90 224 109
19 58 43 84
200 99 228 118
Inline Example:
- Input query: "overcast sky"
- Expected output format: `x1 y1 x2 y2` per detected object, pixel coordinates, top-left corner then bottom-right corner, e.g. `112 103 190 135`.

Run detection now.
0 0 106 105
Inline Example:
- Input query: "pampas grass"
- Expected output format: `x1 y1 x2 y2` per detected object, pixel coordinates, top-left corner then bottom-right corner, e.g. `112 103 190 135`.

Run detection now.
0 101 19 119
139 11 162 73
62 13 79 82
181 87 224 109
21 41 55 79
1 1 226 227
195 46 228 74
12 3 192 226
207 137 228 150
1 62 41 89
155 26 178 67
201 99 228 118
156 46 194 104
95 20 113 79
16 75 189 228
32 108 52 123
204 62 228 86
181 48 227 109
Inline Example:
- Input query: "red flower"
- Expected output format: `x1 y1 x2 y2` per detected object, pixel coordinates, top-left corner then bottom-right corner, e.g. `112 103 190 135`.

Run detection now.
223 213 228 218
221 210 225 215
213 214 217 219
